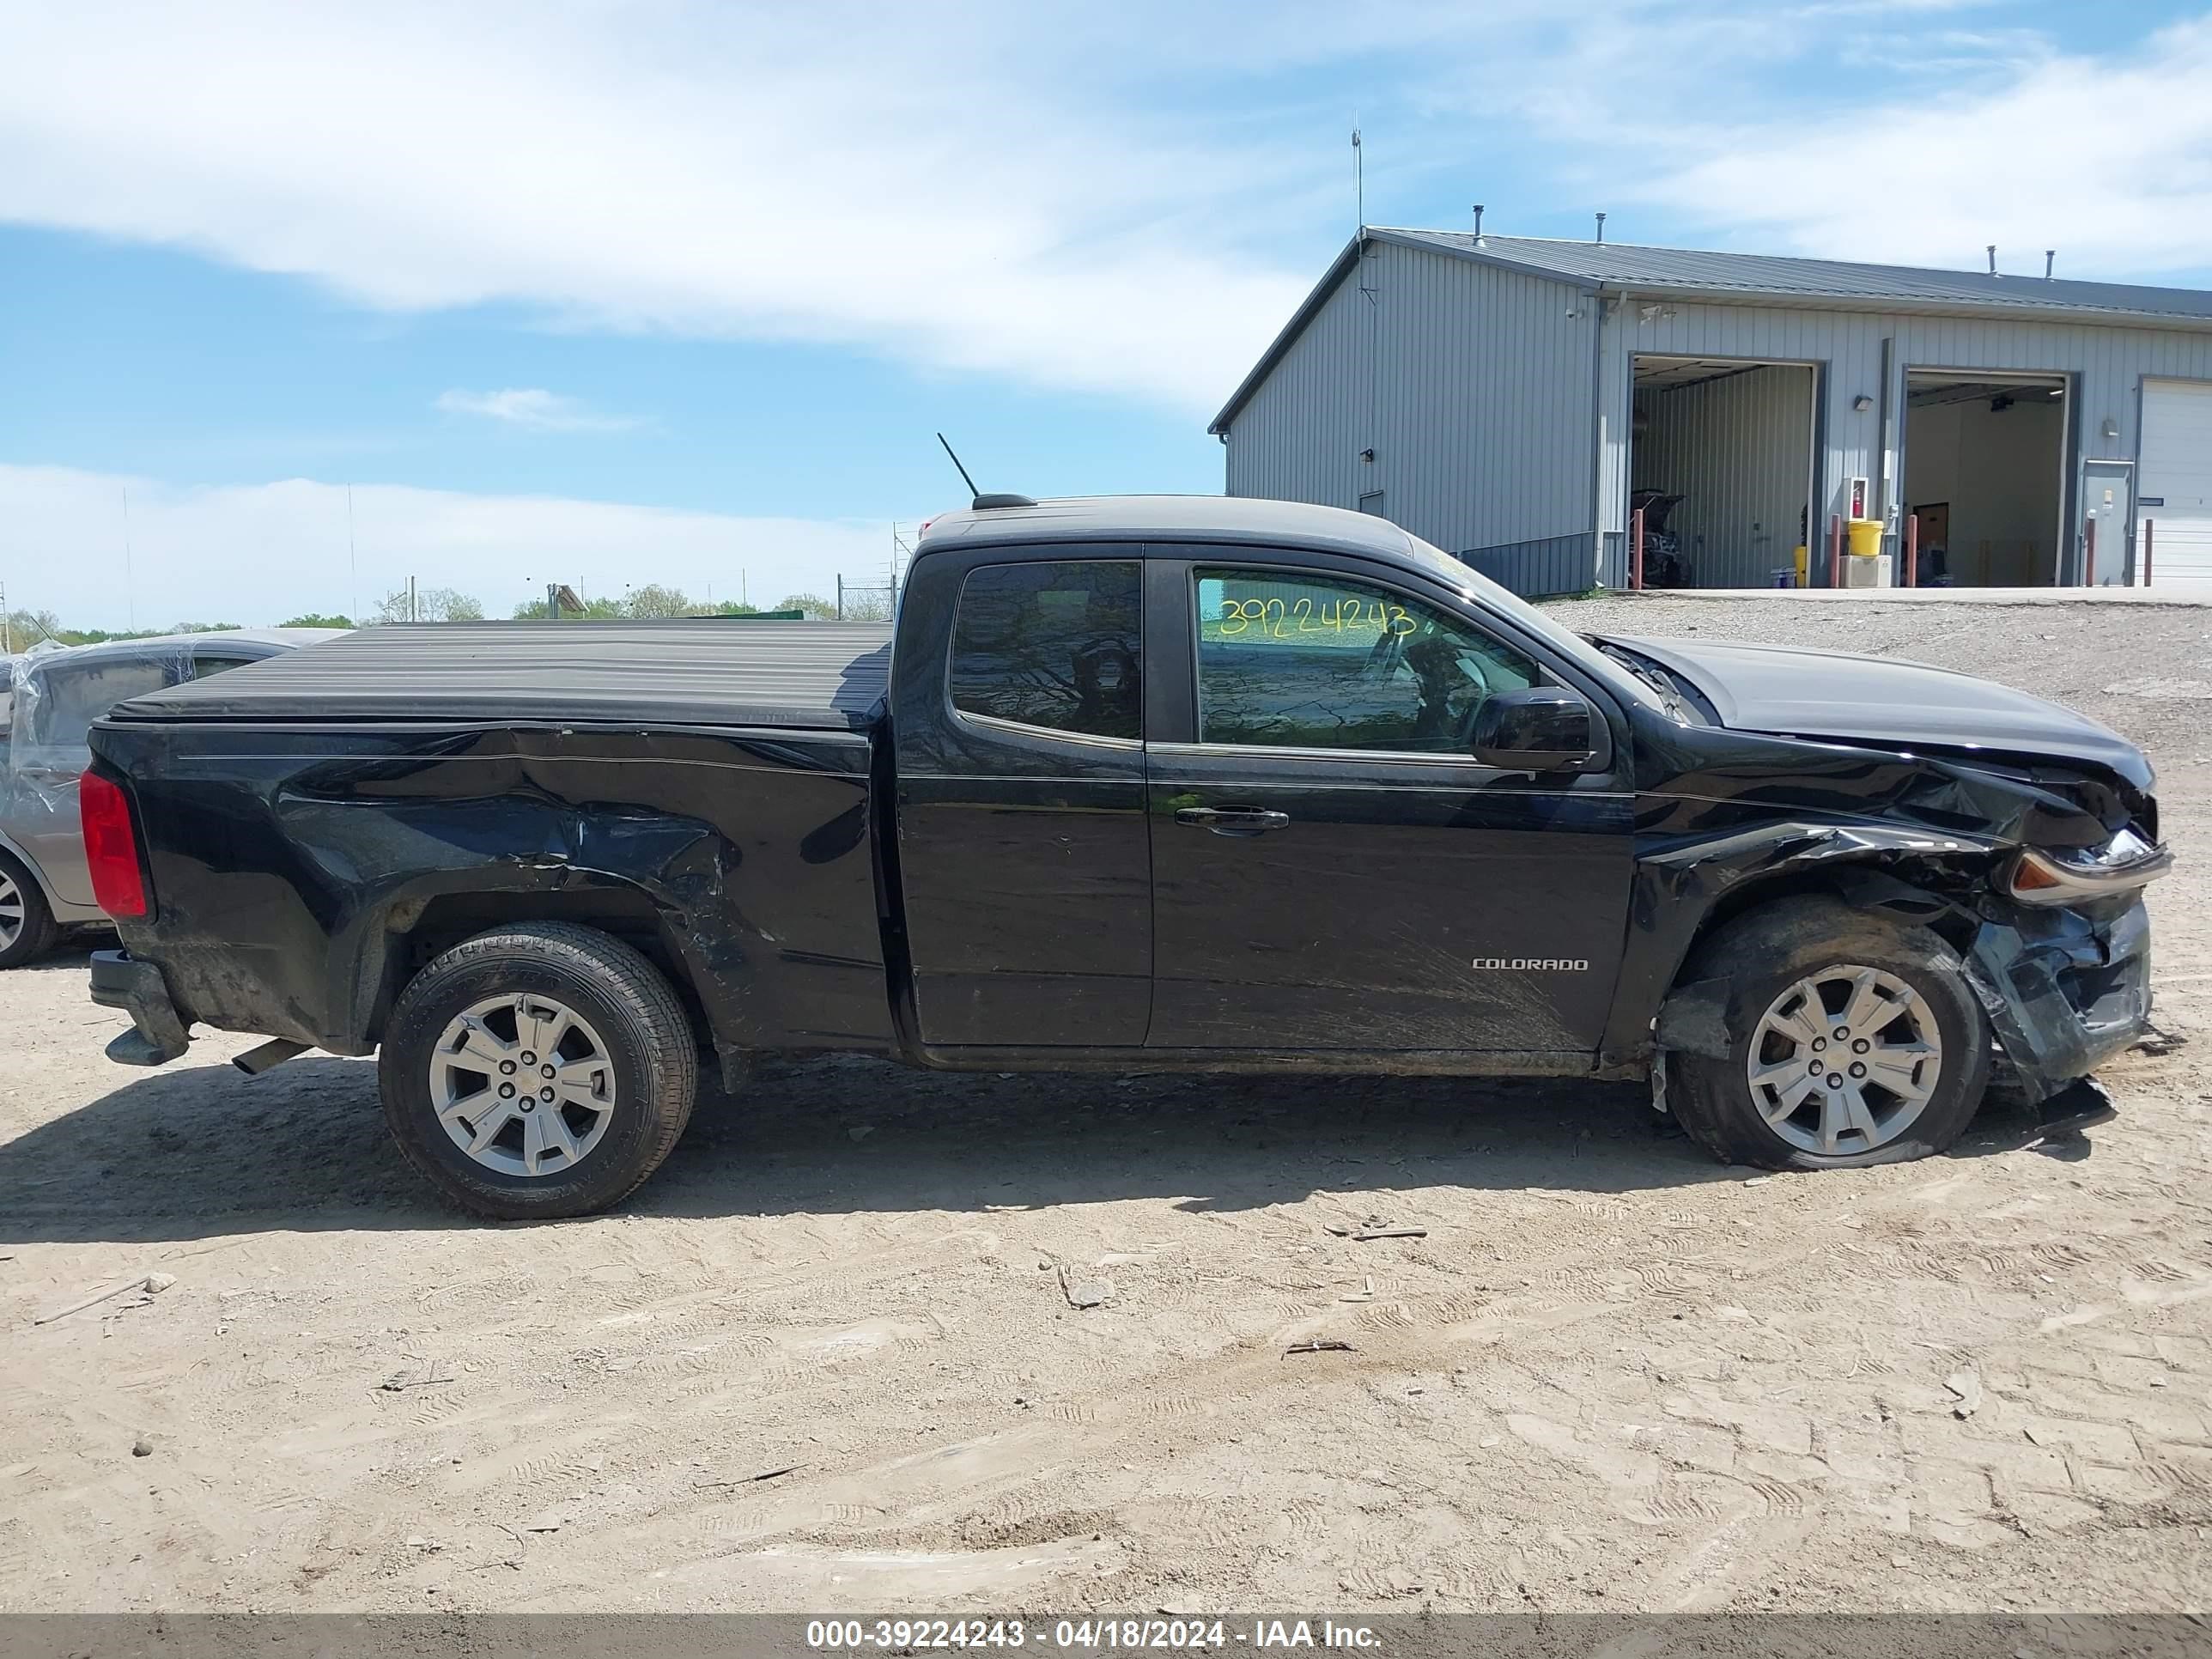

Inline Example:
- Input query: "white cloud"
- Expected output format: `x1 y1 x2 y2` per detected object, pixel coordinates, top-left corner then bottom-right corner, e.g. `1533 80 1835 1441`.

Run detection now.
1628 16 2212 276
1446 7 2212 283
434 387 639 432
0 1 1323 412
0 464 890 629
0 0 2205 431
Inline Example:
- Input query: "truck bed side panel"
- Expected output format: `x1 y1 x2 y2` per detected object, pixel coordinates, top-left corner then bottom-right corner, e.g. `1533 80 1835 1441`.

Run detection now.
89 721 893 1055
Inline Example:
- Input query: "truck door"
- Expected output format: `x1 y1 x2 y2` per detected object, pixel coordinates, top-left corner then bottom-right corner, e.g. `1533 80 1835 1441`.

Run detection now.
892 553 1152 1048
1144 556 1632 1054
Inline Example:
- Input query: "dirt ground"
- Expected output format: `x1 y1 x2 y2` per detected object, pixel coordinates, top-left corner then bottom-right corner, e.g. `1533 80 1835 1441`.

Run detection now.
3 594 2211 1616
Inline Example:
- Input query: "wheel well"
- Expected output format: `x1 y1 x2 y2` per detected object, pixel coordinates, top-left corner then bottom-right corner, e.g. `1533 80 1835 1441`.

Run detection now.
1677 860 1983 985
371 889 712 1053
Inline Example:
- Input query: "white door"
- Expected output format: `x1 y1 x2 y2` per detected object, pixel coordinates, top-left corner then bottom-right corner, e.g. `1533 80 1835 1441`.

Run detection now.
2141 379 2212 586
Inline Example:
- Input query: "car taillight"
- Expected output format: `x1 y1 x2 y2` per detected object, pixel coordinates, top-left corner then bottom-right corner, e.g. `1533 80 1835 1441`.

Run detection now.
80 770 149 919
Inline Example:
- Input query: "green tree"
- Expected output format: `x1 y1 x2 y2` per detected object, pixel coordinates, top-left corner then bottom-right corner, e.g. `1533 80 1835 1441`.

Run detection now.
281 612 357 629
375 586 484 623
775 592 837 620
623 583 692 618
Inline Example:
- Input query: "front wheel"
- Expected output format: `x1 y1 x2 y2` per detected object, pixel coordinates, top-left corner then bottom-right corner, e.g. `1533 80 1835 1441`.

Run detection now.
1666 896 1991 1170
379 923 698 1219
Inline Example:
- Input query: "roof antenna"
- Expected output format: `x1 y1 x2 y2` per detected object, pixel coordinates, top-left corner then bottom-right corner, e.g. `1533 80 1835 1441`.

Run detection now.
1986 244 1997 276
935 432 1036 512
2045 248 2056 280
1595 211 1607 245
1352 123 1364 232
1472 204 1485 243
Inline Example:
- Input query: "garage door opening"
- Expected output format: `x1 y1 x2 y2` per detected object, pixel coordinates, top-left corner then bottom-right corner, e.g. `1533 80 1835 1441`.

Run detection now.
1903 372 2066 586
1631 357 1817 587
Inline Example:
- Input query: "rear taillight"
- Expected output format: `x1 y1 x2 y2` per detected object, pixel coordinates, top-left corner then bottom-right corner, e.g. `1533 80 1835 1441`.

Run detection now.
80 770 149 918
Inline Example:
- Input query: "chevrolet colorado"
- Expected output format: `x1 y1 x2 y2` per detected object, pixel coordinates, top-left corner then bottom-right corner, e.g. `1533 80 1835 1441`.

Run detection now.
83 495 2169 1218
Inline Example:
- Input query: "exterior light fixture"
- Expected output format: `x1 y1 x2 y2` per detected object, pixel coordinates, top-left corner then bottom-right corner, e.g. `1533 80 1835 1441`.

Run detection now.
1852 395 1874 412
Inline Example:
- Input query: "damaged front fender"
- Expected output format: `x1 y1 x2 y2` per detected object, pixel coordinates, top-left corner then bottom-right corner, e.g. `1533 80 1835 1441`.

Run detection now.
1962 897 2153 1101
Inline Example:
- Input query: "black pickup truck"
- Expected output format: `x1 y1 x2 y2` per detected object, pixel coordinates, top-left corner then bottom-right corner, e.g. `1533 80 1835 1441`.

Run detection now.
85 495 2170 1218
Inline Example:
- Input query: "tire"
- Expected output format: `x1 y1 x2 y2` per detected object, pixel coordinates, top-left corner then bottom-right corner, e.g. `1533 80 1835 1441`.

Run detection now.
0 850 59 969
379 923 698 1219
1666 896 1991 1171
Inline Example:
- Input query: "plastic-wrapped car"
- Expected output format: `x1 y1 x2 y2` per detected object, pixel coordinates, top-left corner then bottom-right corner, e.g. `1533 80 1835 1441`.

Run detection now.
0 629 344 966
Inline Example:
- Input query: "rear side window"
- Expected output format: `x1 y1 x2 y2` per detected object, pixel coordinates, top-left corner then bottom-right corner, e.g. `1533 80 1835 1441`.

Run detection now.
950 561 1141 741
32 659 176 749
191 653 259 678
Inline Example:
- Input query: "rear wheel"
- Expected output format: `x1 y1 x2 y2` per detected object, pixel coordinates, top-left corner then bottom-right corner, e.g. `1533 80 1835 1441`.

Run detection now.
0 853 58 969
379 923 697 1219
1667 897 1991 1170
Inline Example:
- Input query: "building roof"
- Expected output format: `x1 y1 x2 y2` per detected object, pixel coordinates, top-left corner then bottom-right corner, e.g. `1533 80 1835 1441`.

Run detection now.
1382 230 2212 325
1211 228 2212 432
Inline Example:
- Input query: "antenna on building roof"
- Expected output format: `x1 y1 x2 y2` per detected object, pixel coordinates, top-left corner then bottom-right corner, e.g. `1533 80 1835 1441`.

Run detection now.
1595 211 1607 245
1472 204 1485 243
2045 249 2056 280
1352 124 1364 232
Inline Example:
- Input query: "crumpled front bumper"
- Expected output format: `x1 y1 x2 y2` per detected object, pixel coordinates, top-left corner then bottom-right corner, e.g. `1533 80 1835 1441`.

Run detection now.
89 949 191 1066
1965 896 2152 1102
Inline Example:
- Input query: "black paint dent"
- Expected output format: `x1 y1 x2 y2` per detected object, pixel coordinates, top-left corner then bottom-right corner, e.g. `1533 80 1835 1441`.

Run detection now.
1623 702 2157 1097
94 721 893 1061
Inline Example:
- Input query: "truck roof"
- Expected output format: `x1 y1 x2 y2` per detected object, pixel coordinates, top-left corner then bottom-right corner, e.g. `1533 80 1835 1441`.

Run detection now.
104 621 895 732
916 495 1434 566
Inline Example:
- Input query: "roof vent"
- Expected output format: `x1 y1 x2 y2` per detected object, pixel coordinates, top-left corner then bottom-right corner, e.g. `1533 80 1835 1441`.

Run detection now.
1987 244 1997 276
971 493 1038 509
2045 249 2056 280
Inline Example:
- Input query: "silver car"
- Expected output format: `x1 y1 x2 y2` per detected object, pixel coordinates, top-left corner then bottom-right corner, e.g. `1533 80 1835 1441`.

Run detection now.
0 628 344 966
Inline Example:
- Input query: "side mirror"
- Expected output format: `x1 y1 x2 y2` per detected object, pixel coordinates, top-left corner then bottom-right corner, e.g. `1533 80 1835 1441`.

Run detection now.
1472 686 1595 770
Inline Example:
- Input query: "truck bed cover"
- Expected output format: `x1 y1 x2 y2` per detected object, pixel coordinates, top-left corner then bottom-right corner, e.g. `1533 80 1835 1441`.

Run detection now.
105 621 895 732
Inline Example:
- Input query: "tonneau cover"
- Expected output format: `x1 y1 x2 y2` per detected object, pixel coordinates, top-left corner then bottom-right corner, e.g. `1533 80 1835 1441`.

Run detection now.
106 621 895 732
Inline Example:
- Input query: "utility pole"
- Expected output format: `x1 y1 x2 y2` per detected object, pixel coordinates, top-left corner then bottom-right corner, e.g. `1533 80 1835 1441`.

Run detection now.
409 575 418 623
121 483 137 632
2 579 10 654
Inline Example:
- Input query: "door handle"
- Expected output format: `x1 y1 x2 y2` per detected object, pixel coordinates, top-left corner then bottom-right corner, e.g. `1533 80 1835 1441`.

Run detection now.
1175 805 1291 836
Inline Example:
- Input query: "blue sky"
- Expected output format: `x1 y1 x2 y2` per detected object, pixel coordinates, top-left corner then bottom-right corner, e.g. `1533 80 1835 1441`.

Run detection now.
3 0 2210 626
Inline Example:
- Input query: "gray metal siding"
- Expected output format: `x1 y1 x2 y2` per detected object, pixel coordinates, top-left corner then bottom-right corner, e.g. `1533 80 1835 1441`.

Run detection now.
1632 365 1814 586
1226 240 1593 563
1459 533 1599 598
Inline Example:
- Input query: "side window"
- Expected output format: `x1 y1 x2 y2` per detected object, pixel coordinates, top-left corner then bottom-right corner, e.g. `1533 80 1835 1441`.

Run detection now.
191 653 258 678
1195 567 1537 754
30 660 176 750
951 561 1142 741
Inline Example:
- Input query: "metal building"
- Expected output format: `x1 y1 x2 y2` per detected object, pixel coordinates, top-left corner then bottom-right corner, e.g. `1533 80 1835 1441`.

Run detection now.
1210 231 2212 595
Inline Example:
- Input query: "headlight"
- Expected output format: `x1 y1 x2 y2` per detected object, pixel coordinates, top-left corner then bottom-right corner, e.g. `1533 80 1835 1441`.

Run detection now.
2008 826 2173 905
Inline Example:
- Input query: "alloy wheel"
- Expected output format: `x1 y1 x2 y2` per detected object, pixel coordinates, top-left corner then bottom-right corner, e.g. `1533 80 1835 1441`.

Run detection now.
429 993 617 1177
1745 964 1943 1156
0 869 23 951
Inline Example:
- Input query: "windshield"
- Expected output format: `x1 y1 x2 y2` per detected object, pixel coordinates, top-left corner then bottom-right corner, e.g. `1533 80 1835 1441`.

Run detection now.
1395 532 1675 715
